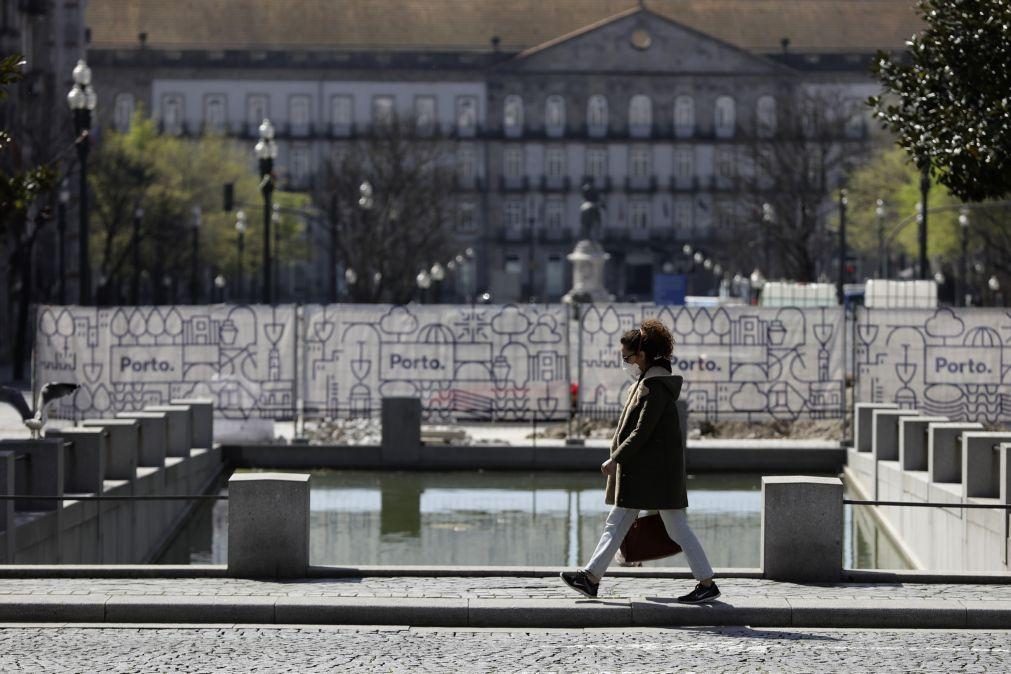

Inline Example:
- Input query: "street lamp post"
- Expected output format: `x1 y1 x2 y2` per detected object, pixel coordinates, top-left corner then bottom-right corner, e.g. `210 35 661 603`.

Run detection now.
66 59 97 305
918 167 930 280
57 182 69 304
959 207 970 307
190 206 201 304
254 119 278 303
431 263 445 304
528 215 536 302
328 193 339 304
837 189 848 305
761 203 774 277
132 206 143 304
416 269 432 303
875 199 886 278
235 210 247 301
272 205 281 301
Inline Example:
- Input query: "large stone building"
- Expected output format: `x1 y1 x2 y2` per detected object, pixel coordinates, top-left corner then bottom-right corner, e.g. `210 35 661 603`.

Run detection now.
85 0 920 303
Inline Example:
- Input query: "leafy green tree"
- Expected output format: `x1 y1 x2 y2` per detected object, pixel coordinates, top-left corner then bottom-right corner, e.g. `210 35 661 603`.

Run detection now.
871 0 1011 201
0 54 57 379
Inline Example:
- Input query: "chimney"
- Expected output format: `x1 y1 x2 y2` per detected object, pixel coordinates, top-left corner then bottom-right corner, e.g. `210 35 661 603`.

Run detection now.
491 35 501 52
780 37 790 55
139 32 148 47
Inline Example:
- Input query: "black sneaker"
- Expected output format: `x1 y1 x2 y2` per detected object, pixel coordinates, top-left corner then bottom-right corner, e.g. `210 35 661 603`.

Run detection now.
677 581 721 604
560 570 599 598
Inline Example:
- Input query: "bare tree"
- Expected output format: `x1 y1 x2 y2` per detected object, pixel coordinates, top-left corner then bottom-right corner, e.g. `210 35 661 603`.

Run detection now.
315 119 457 304
730 89 870 282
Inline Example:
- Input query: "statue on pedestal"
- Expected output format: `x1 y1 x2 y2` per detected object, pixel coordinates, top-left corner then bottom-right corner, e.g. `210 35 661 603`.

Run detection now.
564 179 613 306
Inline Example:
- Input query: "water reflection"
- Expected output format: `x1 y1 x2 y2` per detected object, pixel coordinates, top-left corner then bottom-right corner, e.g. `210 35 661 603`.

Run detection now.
158 470 908 570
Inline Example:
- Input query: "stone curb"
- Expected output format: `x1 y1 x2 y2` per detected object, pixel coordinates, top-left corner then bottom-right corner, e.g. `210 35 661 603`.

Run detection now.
2 596 1011 628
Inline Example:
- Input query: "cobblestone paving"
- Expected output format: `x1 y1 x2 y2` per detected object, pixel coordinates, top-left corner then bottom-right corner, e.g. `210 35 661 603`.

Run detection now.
0 625 1007 672
1 576 1011 601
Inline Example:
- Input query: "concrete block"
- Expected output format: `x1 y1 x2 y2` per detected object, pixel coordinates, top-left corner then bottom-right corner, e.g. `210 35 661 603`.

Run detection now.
381 398 421 466
115 412 168 468
631 597 791 627
899 416 949 471
962 433 1011 499
228 472 310 578
170 398 214 448
761 476 843 582
854 403 898 452
144 406 193 458
0 451 13 562
872 409 919 462
105 595 274 623
468 598 631 628
0 439 64 512
787 598 966 628
964 600 1011 629
275 596 468 626
45 428 107 495
80 419 139 481
928 422 983 484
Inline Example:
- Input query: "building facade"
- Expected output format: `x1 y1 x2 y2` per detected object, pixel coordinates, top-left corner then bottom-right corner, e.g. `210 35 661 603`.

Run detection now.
85 1 917 303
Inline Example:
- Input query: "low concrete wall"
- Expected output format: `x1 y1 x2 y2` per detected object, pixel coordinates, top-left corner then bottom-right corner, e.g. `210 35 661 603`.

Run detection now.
846 418 1011 573
2 401 225 565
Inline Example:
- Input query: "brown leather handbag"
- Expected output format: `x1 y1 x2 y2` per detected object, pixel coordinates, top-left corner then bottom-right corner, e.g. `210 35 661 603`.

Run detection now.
619 513 683 563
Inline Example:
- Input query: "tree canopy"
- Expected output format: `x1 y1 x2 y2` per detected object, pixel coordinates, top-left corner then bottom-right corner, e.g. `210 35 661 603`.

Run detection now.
871 0 1011 202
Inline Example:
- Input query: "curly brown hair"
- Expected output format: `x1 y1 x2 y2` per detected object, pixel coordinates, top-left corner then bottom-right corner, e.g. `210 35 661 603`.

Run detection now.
638 318 674 362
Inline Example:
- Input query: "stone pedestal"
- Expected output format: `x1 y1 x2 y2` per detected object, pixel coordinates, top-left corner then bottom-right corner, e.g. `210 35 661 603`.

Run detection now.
762 476 843 582
381 398 422 467
562 239 613 306
228 472 310 578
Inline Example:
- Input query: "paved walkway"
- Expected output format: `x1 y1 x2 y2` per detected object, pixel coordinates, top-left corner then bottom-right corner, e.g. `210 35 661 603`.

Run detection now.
1 576 1010 629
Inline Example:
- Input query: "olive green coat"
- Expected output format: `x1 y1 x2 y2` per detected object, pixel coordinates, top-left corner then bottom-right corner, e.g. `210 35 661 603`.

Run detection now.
604 368 688 510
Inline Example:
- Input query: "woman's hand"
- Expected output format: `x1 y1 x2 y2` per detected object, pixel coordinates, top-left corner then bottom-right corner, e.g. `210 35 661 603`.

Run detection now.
600 458 617 477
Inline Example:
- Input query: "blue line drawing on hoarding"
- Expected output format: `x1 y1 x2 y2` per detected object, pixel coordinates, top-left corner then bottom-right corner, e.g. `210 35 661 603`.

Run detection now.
302 304 569 421
855 307 1011 423
578 304 844 421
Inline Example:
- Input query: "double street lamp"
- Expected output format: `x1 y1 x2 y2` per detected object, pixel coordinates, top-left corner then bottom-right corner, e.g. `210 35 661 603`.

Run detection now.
254 119 278 303
66 59 97 305
57 181 70 304
235 210 247 301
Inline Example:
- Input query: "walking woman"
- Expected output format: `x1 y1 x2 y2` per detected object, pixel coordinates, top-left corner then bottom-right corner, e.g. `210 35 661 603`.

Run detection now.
561 319 720 603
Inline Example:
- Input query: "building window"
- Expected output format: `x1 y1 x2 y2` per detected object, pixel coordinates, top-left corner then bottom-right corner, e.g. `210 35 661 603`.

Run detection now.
161 94 184 135
629 94 652 138
545 199 564 231
504 200 524 229
456 96 478 137
113 93 134 133
545 148 565 178
545 95 565 137
289 144 311 187
629 146 651 179
714 95 736 139
503 94 524 138
587 94 608 137
716 147 735 179
674 95 695 138
505 254 523 275
247 94 269 131
330 95 353 136
372 95 394 130
673 197 692 232
458 202 477 232
503 147 524 179
204 94 227 134
546 255 564 296
756 95 777 138
414 96 436 136
673 147 694 180
716 199 737 230
629 200 650 230
457 144 477 183
586 148 608 182
845 101 866 139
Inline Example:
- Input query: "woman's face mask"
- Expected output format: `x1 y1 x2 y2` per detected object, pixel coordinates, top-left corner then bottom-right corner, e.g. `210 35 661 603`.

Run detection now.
620 353 641 379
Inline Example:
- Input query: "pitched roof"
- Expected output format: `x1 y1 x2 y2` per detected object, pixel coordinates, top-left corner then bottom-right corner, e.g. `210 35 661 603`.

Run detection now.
87 0 922 54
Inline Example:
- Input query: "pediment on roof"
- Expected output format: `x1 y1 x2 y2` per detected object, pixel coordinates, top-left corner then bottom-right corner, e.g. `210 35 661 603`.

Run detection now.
506 8 783 75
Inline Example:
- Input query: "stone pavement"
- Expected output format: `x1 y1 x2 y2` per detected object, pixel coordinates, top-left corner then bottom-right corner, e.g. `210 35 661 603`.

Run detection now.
1 576 1011 629
0 624 1008 672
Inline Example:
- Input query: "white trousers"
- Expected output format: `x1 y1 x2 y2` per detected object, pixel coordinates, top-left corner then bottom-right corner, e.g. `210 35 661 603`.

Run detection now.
584 506 715 581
